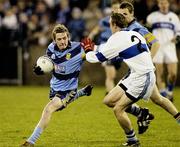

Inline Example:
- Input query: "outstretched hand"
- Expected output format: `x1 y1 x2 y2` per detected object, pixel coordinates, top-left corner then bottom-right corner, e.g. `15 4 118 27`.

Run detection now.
81 38 94 53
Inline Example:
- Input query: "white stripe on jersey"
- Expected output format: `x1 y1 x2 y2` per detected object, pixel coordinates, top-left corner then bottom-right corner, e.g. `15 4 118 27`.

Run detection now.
86 31 155 75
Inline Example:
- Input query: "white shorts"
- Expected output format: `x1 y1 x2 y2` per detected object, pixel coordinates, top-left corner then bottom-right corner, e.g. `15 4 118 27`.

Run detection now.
119 71 156 101
153 45 178 63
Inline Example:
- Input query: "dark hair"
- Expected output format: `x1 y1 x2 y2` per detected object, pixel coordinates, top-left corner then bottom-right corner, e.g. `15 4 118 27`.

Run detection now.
111 12 128 28
119 1 134 14
52 24 70 41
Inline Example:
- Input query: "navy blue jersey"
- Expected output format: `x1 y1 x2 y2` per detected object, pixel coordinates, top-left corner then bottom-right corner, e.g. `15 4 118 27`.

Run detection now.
46 42 85 91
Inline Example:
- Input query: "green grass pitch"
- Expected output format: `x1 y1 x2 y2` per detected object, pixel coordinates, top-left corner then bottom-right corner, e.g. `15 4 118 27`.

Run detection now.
0 86 180 147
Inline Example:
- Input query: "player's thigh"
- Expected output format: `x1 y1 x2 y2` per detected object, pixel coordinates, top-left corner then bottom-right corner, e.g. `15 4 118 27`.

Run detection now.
104 65 116 79
103 85 125 104
114 93 134 111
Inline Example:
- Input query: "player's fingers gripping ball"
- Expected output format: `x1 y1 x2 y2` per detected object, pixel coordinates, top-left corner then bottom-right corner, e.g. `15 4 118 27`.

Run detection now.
81 38 94 53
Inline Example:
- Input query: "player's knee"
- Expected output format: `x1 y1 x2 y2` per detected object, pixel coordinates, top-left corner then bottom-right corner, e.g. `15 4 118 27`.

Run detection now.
103 97 114 107
103 98 111 107
43 104 57 115
43 107 52 115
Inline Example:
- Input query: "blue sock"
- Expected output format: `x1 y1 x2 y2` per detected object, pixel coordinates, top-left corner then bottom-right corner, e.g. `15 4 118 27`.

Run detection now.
160 89 167 97
167 83 174 92
27 126 43 144
125 130 137 142
76 88 86 98
125 105 141 117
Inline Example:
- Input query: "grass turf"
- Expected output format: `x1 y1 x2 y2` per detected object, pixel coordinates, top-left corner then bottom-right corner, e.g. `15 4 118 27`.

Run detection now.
0 86 180 147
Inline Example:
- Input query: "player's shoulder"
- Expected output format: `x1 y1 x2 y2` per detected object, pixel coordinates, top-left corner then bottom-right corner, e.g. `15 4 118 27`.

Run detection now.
112 31 128 38
70 41 83 51
47 42 56 51
112 31 140 41
70 41 81 47
168 11 179 19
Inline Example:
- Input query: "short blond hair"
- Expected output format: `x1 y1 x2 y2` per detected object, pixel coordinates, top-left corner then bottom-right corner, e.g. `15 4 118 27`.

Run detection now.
52 24 70 41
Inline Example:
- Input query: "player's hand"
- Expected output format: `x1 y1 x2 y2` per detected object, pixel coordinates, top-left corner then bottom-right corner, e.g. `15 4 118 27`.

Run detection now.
33 65 44 75
81 38 94 53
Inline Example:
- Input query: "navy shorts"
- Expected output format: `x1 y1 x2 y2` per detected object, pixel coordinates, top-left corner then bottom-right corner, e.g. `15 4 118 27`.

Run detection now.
49 88 77 100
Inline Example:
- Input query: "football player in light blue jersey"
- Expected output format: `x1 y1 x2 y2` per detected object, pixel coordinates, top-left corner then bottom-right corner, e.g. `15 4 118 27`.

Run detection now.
82 12 180 147
88 1 122 95
21 24 93 147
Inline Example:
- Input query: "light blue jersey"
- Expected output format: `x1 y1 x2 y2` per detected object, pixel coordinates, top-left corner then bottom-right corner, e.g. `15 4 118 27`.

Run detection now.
126 20 158 48
46 42 85 92
99 16 112 43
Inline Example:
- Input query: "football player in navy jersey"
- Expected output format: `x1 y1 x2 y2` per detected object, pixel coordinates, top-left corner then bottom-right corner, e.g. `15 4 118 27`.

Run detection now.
21 24 93 147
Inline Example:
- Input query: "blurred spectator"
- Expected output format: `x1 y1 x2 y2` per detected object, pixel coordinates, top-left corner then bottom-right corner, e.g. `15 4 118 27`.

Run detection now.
170 0 180 14
53 0 71 25
67 7 85 41
27 14 41 45
83 0 103 36
69 0 89 10
43 0 56 9
2 8 18 29
134 0 158 24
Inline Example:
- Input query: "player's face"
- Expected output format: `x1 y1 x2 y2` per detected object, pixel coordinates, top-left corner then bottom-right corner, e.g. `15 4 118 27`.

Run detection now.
55 32 69 50
158 0 169 13
118 8 134 23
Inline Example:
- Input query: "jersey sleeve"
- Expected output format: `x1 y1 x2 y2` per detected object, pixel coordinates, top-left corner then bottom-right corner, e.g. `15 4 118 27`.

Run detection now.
174 14 180 36
86 33 122 63
138 28 158 47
